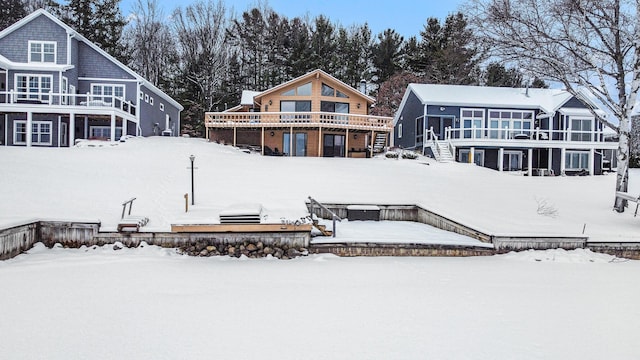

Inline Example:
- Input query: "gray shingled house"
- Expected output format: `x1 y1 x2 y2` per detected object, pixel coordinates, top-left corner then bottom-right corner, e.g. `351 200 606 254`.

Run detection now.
393 84 617 175
0 9 183 147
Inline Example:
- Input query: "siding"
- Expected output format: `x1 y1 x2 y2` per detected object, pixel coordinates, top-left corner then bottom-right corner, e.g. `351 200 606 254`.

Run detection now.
77 42 133 79
395 91 424 149
0 14 68 63
139 84 180 136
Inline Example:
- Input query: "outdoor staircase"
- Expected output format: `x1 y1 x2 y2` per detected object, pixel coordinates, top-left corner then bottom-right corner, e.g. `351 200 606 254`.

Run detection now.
373 133 387 153
433 140 454 162
312 219 333 236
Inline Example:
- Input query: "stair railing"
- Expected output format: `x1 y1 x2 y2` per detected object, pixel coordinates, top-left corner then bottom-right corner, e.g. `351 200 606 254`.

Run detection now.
308 196 342 237
426 127 442 159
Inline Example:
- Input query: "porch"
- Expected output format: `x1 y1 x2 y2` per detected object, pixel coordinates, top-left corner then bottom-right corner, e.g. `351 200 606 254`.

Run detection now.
0 90 138 146
204 111 393 157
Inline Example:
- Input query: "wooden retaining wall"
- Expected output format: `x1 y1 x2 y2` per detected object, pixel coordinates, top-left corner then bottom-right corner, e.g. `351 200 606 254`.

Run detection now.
0 220 310 260
0 222 38 260
587 242 640 260
311 243 495 257
493 236 587 251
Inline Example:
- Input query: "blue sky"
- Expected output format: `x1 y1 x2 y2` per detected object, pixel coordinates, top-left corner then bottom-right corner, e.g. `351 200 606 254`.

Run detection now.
119 0 467 38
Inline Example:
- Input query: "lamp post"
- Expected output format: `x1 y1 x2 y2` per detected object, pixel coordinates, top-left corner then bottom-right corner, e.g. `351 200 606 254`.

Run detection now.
189 154 195 205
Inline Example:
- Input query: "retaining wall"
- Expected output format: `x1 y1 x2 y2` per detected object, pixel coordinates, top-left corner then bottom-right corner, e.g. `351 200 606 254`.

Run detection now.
0 222 38 260
311 243 495 257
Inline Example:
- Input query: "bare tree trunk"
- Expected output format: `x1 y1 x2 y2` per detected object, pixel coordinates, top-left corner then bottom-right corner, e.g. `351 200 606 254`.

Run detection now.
614 126 630 211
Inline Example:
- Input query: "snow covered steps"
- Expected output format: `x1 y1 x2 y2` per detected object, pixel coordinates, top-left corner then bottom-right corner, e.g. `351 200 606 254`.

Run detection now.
117 216 149 232
219 204 264 224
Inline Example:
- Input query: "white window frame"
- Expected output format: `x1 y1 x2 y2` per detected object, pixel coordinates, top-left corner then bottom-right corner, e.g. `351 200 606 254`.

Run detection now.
568 117 594 142
159 103 164 111
61 76 68 105
460 108 485 139
458 149 485 166
28 40 56 63
89 126 122 140
139 91 144 100
503 150 523 171
145 94 149 103
15 73 53 102
14 120 52 145
398 123 403 139
565 150 590 170
488 109 534 139
150 97 154 105
90 83 125 103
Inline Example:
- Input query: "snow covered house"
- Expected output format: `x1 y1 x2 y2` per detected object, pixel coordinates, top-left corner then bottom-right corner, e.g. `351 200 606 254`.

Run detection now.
0 9 183 147
393 84 617 175
204 69 393 157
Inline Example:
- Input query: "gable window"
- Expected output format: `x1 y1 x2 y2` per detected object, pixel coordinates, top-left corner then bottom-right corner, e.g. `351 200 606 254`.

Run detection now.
91 84 125 103
570 118 593 141
321 83 349 98
460 108 484 139
16 74 52 101
160 103 165 111
565 151 589 170
14 120 51 145
29 41 56 63
282 82 312 96
150 97 154 105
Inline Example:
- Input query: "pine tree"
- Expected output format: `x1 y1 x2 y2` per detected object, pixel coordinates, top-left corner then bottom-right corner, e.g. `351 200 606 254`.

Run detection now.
372 29 404 85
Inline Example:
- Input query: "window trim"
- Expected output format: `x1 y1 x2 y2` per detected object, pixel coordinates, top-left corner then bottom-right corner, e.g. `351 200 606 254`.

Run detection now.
487 109 534 139
458 148 485 166
460 108 485 139
14 120 52 145
89 126 122 140
568 116 594 142
28 40 56 63
159 103 164 111
15 73 53 101
565 150 590 170
90 83 125 102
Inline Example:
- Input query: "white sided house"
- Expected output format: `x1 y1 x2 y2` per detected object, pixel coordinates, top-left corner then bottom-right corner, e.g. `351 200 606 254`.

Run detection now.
393 84 618 176
0 9 183 147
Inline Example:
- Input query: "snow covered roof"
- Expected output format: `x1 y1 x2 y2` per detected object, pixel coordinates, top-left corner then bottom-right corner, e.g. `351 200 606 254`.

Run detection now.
241 90 262 106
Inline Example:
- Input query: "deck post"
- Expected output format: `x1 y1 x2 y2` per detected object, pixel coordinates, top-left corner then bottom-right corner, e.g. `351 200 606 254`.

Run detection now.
370 130 374 158
470 147 475 164
69 112 75 146
589 148 595 175
498 147 504 171
318 126 322 157
26 111 32 147
560 148 566 175
527 148 533 176
345 128 349 158
289 126 293 157
233 126 237 147
110 113 116 142
261 127 265 155
548 148 553 174
84 116 88 139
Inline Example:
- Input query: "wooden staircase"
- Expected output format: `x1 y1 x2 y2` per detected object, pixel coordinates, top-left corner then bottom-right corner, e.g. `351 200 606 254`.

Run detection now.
373 132 387 153
312 219 333 236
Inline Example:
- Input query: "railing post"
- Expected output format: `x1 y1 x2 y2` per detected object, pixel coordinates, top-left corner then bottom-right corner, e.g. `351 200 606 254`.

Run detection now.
48 91 52 105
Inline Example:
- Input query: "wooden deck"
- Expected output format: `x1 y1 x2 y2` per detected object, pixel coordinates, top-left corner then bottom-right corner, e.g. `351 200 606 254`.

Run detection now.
171 223 313 233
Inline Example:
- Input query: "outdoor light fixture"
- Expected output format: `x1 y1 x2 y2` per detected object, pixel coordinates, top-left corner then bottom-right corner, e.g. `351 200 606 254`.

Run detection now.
440 107 446 111
354 134 358 139
270 131 275 136
269 99 272 105
357 103 361 109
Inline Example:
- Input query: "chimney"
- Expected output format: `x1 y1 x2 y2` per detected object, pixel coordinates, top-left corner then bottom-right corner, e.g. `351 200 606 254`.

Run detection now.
360 79 367 95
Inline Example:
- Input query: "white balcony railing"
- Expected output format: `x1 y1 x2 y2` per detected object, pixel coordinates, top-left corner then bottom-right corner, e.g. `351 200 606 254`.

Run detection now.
443 126 606 143
0 90 137 117
204 111 394 131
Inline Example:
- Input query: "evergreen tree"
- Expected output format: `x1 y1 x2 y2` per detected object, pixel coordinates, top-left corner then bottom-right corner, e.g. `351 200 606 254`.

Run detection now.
309 15 337 73
372 29 404 85
484 62 524 87
63 0 127 61
0 0 27 31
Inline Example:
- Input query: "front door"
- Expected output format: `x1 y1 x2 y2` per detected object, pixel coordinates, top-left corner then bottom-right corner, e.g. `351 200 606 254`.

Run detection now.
504 151 523 171
283 132 308 156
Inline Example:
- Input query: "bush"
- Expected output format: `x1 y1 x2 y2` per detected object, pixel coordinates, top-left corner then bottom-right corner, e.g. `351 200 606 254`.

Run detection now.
402 151 419 159
385 151 399 158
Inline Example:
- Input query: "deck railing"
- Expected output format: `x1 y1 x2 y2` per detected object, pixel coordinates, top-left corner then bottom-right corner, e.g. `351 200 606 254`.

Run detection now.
0 90 137 116
444 126 606 143
204 111 393 130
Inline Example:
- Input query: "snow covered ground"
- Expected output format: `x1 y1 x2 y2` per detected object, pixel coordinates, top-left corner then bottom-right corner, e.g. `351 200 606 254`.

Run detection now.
0 243 638 359
1 136 639 241
2 137 640 359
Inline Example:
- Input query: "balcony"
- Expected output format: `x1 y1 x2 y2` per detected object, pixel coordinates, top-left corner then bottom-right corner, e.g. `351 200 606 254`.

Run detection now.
440 126 615 149
204 111 394 132
0 90 137 119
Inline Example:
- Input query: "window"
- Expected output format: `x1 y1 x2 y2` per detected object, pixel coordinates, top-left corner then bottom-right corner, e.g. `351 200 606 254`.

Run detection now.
15 74 52 101
459 149 485 166
90 126 122 140
160 103 165 111
283 132 308 156
416 117 424 144
460 108 484 139
91 84 125 103
503 151 523 171
150 97 154 105
145 94 149 103
29 41 56 63
321 83 349 98
398 123 403 139
488 110 534 139
565 151 589 170
320 101 349 113
139 91 144 100
282 82 312 96
280 101 311 122
14 120 51 145
61 77 68 105
570 118 593 141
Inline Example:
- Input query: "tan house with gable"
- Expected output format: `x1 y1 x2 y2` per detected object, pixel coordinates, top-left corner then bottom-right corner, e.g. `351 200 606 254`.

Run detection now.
205 69 393 157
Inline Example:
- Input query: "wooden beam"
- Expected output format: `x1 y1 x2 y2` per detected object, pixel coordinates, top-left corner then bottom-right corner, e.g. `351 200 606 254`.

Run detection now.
171 223 313 233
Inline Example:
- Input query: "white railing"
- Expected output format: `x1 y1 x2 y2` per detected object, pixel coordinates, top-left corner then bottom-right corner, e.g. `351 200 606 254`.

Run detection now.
425 127 441 157
204 111 393 130
0 90 137 116
444 126 605 143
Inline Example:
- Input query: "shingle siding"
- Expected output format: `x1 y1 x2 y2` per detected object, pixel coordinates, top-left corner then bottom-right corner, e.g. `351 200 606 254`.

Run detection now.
0 14 68 63
77 42 133 80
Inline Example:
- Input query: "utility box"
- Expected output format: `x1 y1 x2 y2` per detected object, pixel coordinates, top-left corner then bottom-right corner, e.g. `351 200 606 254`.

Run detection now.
347 205 380 221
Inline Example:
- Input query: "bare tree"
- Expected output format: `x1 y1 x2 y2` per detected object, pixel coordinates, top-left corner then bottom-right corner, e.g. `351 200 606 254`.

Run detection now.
467 0 640 212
